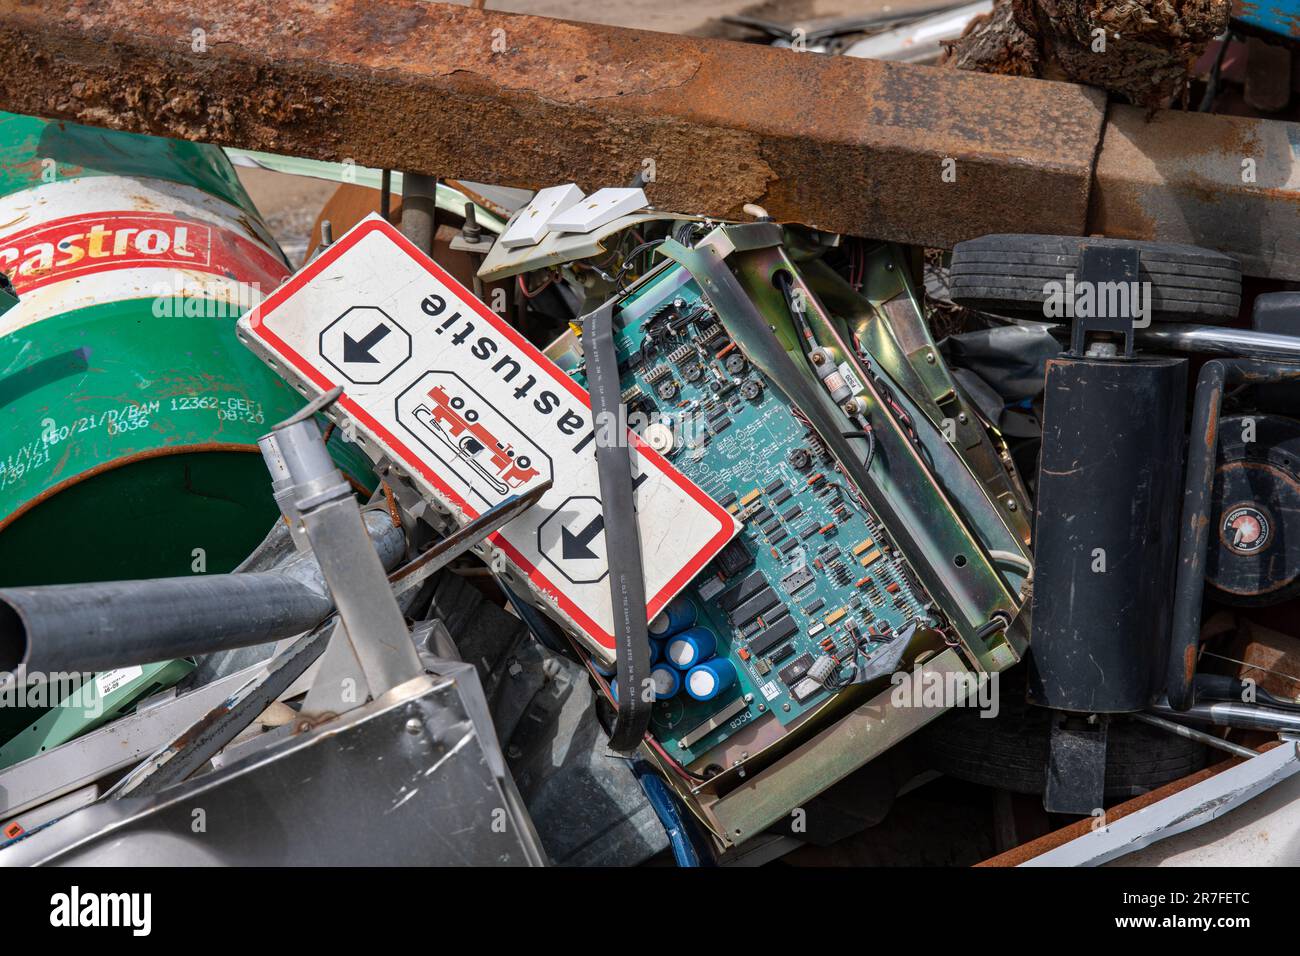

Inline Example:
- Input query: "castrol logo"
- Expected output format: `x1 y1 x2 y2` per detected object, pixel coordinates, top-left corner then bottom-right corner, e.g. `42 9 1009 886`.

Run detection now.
0 175 292 335
0 211 287 296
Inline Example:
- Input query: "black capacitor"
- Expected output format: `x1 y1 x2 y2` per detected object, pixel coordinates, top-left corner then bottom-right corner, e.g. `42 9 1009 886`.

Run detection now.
1027 355 1187 714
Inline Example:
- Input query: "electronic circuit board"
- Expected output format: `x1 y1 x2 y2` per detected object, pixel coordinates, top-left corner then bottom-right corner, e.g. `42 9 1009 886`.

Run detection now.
562 263 934 767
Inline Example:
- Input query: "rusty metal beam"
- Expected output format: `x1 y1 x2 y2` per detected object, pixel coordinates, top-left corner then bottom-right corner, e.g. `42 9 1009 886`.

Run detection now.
0 0 1106 249
1090 105 1300 281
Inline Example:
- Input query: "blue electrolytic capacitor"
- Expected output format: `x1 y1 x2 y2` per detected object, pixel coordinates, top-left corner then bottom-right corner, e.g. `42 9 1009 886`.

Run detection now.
650 638 665 664
685 658 738 701
665 626 717 670
648 596 698 638
591 657 617 678
612 666 680 702
650 664 681 700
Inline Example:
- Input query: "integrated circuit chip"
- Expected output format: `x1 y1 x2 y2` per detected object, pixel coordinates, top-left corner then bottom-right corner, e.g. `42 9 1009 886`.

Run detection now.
779 653 814 686
717 570 767 611
729 586 781 626
749 612 799 657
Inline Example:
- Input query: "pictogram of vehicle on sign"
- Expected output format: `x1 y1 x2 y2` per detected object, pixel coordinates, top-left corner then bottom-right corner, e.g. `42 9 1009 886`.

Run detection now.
319 305 412 384
396 370 553 507
538 495 610 585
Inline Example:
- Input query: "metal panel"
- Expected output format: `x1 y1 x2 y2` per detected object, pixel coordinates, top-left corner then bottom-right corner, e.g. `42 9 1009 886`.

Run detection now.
0 672 546 866
1023 741 1300 867
1091 105 1300 280
0 0 1105 248
706 647 970 844
0 664 267 818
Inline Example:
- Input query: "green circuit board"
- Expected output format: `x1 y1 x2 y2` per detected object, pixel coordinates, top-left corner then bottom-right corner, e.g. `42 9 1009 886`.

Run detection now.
568 263 933 767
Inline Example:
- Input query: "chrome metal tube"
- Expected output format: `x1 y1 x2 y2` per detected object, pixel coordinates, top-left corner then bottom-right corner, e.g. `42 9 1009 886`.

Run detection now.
1150 699 1300 734
843 1 992 63
1139 324 1300 360
1131 711 1259 759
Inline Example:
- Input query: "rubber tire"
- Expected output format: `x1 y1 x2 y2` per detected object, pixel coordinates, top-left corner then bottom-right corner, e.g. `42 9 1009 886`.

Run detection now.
949 234 1242 323
915 696 1206 800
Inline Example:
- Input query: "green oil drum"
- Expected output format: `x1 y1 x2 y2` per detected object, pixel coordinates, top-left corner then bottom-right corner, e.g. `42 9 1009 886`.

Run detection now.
0 112 372 585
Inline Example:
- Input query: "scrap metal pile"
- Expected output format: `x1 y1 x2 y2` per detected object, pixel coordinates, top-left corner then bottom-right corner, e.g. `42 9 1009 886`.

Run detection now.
1 0 1300 868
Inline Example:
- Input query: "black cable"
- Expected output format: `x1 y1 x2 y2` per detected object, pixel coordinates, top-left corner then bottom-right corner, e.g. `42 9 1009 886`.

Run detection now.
614 238 666 292
582 299 654 751
841 429 876 471
774 270 816 348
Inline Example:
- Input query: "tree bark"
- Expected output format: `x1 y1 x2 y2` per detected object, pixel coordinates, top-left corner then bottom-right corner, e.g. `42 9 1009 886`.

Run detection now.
948 0 1231 109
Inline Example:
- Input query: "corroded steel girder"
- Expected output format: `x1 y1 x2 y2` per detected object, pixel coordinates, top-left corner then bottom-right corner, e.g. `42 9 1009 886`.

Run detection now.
0 0 1107 249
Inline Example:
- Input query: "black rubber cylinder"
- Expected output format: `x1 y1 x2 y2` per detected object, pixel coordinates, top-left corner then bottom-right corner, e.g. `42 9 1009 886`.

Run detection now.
1027 355 1188 713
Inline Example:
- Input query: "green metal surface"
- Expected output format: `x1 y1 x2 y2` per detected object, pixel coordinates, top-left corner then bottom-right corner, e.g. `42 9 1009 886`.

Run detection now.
0 659 195 770
0 113 375 583
0 112 254 204
0 113 374 758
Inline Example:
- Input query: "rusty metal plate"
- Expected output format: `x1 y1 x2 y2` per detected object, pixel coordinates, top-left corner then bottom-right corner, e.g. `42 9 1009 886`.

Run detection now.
1091 105 1300 280
0 0 1106 248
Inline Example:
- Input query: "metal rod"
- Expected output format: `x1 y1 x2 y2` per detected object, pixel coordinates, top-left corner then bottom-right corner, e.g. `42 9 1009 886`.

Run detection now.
1168 359 1226 711
388 481 550 596
400 172 438 256
270 416 424 696
0 511 404 678
1139 324 1300 360
1151 699 1300 735
1132 711 1259 759
1168 358 1300 710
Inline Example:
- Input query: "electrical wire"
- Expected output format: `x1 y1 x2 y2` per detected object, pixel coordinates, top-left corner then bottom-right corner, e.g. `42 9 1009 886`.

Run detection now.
841 428 876 472
775 270 817 350
987 549 1032 574
516 272 555 299
614 238 667 292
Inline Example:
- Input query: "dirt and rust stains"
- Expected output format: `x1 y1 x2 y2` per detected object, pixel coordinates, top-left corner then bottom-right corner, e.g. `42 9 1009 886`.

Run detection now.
0 0 1107 241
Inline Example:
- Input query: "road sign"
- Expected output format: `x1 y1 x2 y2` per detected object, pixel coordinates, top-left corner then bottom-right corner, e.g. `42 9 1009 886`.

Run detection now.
538 495 612 585
319 305 411 384
239 214 738 661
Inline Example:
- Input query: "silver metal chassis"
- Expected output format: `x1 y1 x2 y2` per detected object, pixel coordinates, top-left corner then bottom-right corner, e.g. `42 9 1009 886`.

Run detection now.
1 669 546 866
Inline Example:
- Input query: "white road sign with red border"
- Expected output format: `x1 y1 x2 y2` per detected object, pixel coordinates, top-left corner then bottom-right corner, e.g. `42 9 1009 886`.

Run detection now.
239 214 738 660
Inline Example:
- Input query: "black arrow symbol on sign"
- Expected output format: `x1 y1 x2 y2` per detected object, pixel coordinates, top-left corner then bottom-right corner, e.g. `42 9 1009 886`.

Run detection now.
561 514 605 561
343 323 391 363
